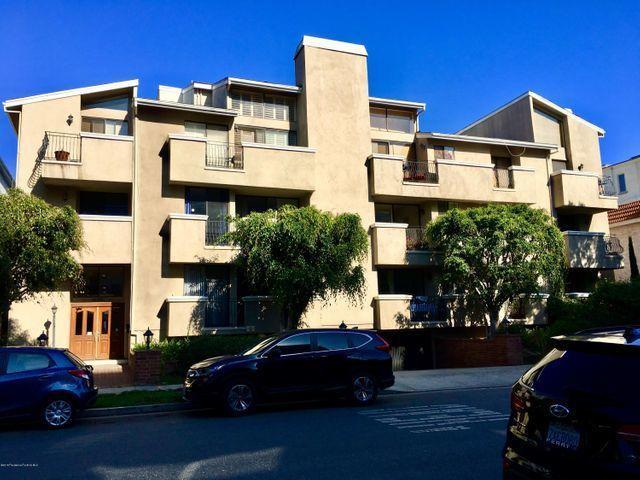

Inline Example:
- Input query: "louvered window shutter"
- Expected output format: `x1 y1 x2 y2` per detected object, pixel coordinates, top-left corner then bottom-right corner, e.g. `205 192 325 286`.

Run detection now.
255 128 266 144
231 93 241 111
252 93 264 118
264 96 275 119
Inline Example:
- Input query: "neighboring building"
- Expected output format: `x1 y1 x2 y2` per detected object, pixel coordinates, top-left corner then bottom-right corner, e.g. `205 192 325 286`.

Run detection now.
0 156 13 193
3 36 622 361
603 154 640 204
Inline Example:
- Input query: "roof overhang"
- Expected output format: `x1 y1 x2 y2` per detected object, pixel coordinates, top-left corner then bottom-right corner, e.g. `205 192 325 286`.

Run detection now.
226 77 300 94
135 98 237 116
369 97 426 113
418 132 558 150
456 91 605 138
3 79 139 109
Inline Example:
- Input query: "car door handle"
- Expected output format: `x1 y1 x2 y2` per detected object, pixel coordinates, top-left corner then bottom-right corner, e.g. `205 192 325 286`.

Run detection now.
38 374 54 381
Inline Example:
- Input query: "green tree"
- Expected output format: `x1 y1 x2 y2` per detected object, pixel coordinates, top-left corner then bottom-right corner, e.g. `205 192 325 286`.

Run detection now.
0 189 83 345
426 204 565 338
628 236 639 279
226 205 368 329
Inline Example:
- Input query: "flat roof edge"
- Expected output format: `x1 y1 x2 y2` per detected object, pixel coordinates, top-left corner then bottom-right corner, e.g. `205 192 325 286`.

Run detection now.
369 96 426 112
295 35 367 58
418 132 558 150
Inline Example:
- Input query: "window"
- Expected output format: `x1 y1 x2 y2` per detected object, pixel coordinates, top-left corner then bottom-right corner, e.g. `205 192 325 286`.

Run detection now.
81 117 129 136
275 333 312 355
433 145 455 160
369 107 415 133
183 265 230 328
75 266 125 298
316 332 349 351
493 157 514 189
235 195 299 217
371 141 390 155
84 96 129 111
185 122 228 142
374 204 421 225
618 174 627 193
231 91 296 121
349 333 371 348
78 191 129 216
374 204 393 223
6 352 51 374
234 127 296 147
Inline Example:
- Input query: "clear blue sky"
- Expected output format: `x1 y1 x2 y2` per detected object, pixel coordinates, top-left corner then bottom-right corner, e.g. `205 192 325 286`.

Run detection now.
1 0 638 176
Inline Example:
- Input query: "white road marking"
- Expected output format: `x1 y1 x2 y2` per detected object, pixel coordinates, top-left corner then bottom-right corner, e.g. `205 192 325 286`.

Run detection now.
360 404 509 434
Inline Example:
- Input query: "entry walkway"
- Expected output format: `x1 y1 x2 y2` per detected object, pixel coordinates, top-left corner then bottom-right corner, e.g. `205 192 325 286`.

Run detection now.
92 363 134 388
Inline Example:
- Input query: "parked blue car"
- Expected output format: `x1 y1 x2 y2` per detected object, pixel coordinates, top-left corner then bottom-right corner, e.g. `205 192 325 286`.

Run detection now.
0 347 98 428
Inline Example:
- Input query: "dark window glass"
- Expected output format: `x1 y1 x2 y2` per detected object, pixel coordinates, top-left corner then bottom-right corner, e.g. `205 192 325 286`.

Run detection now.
276 333 312 355
78 191 129 216
101 311 109 334
183 265 230 328
6 353 51 373
235 195 299 217
350 333 371 348
316 332 349 351
64 351 86 368
522 348 640 401
75 266 124 298
86 311 94 334
75 310 83 335
618 174 627 193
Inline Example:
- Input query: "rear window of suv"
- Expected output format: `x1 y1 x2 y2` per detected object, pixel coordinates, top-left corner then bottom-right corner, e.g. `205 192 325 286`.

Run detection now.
522 347 640 401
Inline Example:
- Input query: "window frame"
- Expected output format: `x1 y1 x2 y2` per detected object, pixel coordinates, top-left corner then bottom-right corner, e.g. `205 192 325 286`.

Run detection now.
369 107 415 134
618 174 627 193
433 145 455 160
81 116 129 136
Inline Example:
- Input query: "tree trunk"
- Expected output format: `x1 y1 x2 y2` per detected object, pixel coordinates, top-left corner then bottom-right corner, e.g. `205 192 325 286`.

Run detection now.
487 308 500 340
0 301 9 346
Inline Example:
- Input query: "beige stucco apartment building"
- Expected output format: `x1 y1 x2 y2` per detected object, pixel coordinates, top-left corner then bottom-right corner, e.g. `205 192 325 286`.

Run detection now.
3 36 622 361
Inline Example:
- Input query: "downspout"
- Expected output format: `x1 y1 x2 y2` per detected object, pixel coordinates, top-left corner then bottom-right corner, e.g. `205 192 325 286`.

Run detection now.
129 92 139 354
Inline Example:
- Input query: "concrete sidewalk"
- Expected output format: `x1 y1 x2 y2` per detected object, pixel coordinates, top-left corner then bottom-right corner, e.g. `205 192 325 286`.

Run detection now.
99 364 531 395
388 365 530 393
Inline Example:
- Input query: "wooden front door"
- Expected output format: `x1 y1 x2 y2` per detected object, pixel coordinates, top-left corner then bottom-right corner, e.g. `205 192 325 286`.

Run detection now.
70 304 125 360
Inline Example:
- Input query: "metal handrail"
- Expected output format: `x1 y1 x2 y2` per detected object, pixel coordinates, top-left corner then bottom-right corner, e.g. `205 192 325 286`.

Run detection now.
205 142 243 170
44 132 81 162
205 220 229 246
605 235 624 255
403 161 438 183
405 227 434 250
599 176 616 196
494 167 514 189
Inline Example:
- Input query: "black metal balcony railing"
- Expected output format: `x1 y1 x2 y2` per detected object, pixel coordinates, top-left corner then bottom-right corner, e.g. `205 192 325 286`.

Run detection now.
205 142 243 170
406 227 434 250
605 235 624 255
599 176 616 196
403 161 438 183
494 167 514 189
205 220 229 246
44 132 81 162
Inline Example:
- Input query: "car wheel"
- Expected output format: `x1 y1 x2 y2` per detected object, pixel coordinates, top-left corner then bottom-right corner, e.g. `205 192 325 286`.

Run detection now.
41 397 75 429
350 373 378 406
222 380 256 416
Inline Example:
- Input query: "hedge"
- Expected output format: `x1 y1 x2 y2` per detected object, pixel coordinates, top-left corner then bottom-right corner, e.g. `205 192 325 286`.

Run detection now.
134 334 266 375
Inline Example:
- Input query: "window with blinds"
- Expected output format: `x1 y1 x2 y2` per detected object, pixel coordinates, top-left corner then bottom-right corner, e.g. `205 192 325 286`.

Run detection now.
235 127 296 147
230 91 295 121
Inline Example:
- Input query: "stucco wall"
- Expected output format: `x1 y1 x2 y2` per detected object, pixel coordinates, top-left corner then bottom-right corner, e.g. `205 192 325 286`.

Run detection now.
609 220 640 281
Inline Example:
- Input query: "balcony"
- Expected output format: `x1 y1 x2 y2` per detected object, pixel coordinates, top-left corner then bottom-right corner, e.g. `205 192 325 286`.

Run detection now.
374 295 457 330
167 134 316 194
551 170 617 212
166 214 238 264
73 215 132 264
40 132 133 185
371 223 441 266
368 155 536 203
563 231 624 269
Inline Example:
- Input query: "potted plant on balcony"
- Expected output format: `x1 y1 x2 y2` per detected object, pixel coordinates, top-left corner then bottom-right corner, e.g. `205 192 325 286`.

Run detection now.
54 150 70 161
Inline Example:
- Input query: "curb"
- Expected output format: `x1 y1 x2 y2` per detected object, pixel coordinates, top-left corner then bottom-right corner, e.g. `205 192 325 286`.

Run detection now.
81 402 197 418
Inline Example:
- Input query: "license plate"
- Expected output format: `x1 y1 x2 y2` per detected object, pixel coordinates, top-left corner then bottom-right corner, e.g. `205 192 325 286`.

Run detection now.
546 423 580 451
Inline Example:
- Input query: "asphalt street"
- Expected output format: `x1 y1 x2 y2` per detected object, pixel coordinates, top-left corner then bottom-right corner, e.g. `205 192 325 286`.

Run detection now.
0 386 511 480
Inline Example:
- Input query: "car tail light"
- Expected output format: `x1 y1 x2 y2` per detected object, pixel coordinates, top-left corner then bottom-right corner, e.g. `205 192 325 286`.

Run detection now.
511 389 526 413
69 369 91 381
617 424 640 464
375 335 391 352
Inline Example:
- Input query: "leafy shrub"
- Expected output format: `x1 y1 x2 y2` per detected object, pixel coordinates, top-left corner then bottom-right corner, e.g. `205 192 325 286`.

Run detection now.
134 334 265 375
509 279 640 357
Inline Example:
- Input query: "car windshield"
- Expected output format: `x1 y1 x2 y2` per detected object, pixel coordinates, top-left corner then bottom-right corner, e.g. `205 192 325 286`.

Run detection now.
243 336 279 355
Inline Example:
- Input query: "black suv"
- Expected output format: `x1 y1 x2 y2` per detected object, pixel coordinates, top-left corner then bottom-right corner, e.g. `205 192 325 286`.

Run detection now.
184 329 394 415
504 327 640 479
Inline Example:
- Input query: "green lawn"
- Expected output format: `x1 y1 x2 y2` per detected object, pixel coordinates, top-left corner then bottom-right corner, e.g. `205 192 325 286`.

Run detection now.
93 389 183 409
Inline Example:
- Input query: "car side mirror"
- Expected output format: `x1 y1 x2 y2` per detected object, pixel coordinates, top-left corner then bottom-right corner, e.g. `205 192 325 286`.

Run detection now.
267 347 282 359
